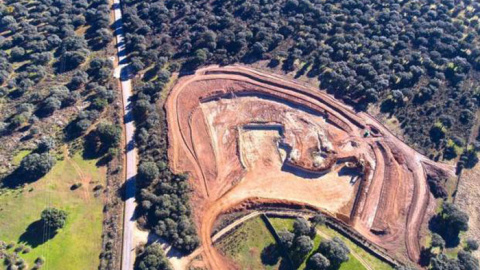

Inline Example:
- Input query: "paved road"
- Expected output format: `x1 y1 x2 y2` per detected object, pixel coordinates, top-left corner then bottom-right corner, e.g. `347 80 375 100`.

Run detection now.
112 1 137 270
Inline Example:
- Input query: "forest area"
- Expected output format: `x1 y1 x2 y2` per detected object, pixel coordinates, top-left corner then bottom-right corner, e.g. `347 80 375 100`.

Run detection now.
121 0 480 163
0 0 124 269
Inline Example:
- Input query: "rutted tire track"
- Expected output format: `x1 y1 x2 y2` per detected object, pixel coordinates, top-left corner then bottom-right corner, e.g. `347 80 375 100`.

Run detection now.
172 76 211 198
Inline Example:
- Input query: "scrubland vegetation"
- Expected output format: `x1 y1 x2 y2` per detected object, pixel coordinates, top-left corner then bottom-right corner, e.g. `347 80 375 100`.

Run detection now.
0 0 121 268
0 0 116 154
121 0 480 163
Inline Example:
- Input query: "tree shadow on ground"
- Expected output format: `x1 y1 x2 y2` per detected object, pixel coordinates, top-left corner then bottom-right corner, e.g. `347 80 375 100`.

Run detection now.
419 247 433 267
82 131 106 160
63 118 89 142
261 243 280 265
1 169 40 189
7 89 25 99
278 259 295 270
18 220 57 248
118 176 136 202
260 243 302 270
380 99 396 114
268 58 280 68
179 61 198 76
428 215 461 248
142 67 158 82
306 67 321 78
294 62 311 79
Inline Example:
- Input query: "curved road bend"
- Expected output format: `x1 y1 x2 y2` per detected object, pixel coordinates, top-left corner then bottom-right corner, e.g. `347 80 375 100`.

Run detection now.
112 1 137 270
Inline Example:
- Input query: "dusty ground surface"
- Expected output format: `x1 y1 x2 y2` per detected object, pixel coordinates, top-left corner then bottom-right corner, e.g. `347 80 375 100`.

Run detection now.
165 65 455 269
456 166 480 260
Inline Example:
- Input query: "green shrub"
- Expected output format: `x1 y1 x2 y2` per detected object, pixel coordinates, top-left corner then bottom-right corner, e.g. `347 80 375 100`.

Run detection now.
41 208 67 231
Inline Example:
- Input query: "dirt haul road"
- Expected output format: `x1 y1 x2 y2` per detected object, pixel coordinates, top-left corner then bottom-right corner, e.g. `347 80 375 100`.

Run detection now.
165 66 454 269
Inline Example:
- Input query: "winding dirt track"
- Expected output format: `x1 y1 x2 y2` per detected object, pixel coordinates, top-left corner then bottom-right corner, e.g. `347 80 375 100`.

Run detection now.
165 66 455 269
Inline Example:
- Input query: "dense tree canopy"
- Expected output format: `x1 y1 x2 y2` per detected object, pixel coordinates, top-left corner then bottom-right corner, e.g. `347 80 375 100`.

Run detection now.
465 239 479 252
95 122 121 149
441 202 469 233
307 252 330 270
37 136 56 153
0 0 117 182
278 229 296 250
429 201 470 250
318 236 350 267
457 250 480 270
430 253 461 270
121 0 480 160
135 243 172 270
137 161 160 187
41 207 67 231
293 217 312 237
0 0 115 139
431 233 446 249
261 216 352 268
19 153 55 180
291 235 314 265
130 62 200 254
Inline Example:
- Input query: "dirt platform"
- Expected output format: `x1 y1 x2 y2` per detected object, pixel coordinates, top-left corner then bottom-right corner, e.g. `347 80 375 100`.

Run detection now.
165 65 455 269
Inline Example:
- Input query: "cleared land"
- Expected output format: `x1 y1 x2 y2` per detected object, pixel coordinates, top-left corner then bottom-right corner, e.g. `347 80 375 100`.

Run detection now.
165 66 455 269
0 149 105 269
456 163 480 260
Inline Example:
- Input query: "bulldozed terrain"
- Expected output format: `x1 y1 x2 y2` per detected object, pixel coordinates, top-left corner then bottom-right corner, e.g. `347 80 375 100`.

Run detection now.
165 66 455 269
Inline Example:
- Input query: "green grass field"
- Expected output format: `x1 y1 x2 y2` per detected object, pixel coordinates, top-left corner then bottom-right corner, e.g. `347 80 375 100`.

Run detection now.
11 149 32 166
215 217 279 270
317 225 393 270
217 216 393 270
0 149 106 270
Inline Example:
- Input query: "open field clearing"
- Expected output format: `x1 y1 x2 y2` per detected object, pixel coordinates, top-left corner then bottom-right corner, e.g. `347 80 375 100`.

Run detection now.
0 149 105 270
216 217 278 270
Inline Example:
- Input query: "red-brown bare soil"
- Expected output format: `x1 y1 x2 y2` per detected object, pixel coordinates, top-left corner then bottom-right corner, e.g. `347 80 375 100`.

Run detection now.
165 65 454 269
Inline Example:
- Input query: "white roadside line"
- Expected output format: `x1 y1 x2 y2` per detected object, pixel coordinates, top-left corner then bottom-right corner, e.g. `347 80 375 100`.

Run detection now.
112 1 137 270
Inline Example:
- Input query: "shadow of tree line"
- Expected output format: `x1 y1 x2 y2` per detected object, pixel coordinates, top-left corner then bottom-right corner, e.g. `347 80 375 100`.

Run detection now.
18 220 57 248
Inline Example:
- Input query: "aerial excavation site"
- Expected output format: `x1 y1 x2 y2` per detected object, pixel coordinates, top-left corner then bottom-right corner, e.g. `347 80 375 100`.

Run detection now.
3 0 480 269
166 66 455 269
